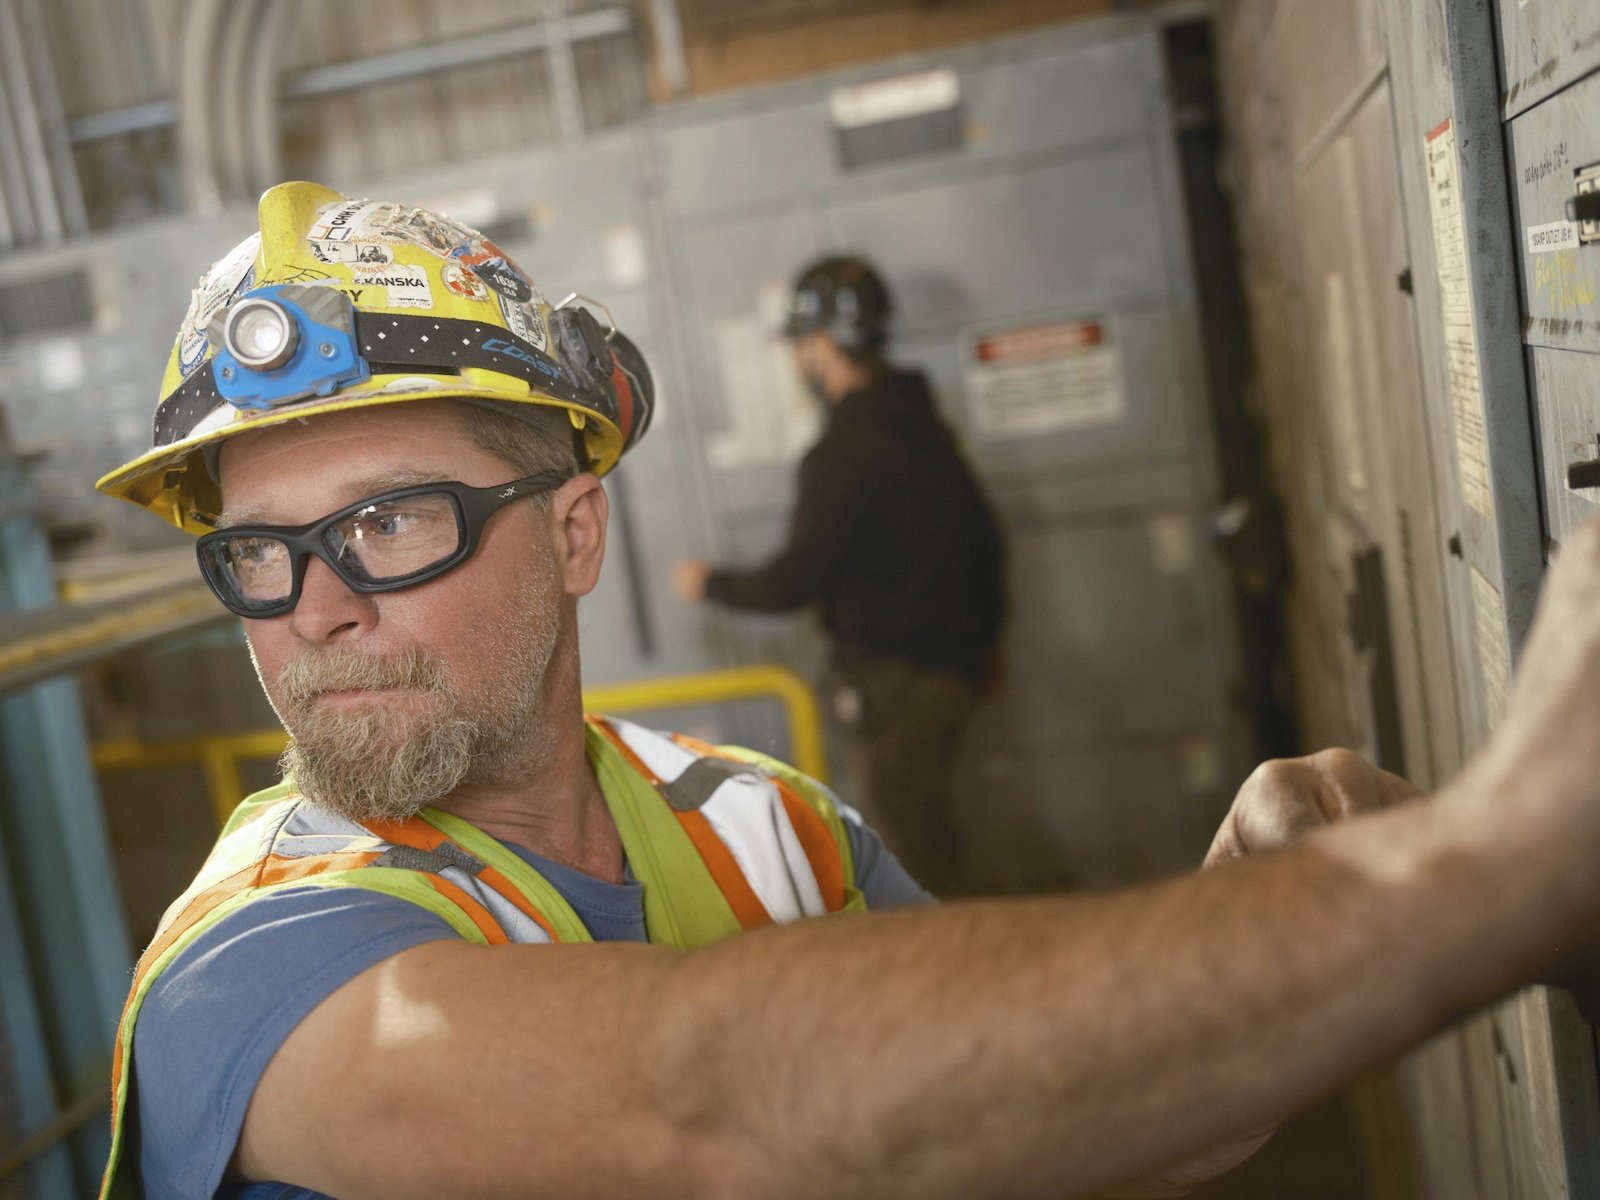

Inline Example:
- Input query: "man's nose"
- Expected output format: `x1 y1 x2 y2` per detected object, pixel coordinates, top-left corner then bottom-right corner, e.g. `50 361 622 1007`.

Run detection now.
288 555 377 644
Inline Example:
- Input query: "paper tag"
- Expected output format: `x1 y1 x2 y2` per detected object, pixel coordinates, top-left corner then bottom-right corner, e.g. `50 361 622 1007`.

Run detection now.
1527 220 1579 254
1425 118 1494 520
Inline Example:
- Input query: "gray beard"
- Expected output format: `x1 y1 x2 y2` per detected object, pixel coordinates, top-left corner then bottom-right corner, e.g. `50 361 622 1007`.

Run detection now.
258 576 562 826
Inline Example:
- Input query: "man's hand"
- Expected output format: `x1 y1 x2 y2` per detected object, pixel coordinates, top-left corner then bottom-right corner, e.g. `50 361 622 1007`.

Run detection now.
672 558 711 603
1098 751 1423 1198
1205 749 1421 869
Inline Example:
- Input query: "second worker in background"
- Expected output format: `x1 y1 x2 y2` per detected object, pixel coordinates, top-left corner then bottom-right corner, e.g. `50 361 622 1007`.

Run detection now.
676 258 1005 896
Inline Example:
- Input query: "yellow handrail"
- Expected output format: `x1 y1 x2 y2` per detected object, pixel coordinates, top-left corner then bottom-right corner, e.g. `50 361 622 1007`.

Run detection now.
93 664 829 828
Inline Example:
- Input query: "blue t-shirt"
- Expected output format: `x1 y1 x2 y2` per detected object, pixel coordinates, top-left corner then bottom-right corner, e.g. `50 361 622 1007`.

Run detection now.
134 813 929 1199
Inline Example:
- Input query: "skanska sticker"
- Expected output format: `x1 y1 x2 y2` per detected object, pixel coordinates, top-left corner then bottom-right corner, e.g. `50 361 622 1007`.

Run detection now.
351 263 433 310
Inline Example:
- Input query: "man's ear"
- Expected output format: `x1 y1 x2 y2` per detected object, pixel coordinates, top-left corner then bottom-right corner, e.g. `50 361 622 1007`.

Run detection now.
549 474 608 597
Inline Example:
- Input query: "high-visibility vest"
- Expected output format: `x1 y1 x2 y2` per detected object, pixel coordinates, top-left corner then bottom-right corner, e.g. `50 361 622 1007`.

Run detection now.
100 715 865 1199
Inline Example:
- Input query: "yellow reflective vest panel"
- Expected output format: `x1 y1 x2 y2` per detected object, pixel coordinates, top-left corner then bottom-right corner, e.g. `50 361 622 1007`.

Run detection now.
100 715 864 1199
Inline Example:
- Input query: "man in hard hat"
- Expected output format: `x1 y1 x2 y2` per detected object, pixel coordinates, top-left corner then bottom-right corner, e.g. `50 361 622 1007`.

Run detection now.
98 185 1600 1200
675 257 1006 896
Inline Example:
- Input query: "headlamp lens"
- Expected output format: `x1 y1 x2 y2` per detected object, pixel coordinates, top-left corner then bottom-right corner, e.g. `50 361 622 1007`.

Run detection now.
224 299 298 370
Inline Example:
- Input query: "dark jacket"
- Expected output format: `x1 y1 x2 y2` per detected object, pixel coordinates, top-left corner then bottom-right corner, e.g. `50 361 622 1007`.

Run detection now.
705 368 1006 682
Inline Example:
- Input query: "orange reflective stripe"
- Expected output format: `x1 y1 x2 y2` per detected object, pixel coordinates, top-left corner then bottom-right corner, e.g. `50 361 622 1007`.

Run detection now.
364 816 559 943
773 778 846 912
409 872 509 945
674 730 846 911
672 810 773 931
668 730 719 759
591 715 662 783
594 718 775 930
613 718 851 918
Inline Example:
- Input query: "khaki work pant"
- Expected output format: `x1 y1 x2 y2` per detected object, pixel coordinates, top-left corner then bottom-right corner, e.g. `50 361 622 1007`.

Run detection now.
836 656 978 898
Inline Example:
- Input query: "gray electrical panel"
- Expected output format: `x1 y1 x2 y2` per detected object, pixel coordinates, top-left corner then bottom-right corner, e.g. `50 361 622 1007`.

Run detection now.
1220 0 1600 1191
650 16 1252 889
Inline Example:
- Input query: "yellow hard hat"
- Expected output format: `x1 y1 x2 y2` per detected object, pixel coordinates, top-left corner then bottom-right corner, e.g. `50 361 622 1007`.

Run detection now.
96 181 654 535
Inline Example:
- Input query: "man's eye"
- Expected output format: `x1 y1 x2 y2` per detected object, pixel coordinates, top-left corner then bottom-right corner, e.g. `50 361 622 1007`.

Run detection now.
365 511 424 537
357 508 443 538
231 538 282 566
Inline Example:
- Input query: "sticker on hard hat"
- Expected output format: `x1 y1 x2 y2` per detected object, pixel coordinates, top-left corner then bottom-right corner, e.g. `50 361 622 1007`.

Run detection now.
310 239 394 266
177 243 258 375
442 261 488 301
449 237 533 303
498 292 549 351
349 264 433 310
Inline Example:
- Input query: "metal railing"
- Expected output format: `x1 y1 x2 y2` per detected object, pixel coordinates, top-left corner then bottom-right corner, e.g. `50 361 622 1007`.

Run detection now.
93 664 829 826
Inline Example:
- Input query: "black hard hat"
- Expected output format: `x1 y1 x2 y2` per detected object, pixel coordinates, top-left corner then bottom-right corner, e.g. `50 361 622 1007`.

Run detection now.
783 256 892 354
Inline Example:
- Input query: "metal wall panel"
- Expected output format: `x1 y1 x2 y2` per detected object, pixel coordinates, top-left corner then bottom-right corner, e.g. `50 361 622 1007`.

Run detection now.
1274 0 1386 153
1506 69 1600 356
654 32 1154 219
1497 0 1600 119
653 13 1255 887
1527 345 1600 541
1222 0 1600 1188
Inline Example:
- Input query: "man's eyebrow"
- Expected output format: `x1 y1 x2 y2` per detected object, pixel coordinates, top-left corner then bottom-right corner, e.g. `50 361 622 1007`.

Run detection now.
213 506 268 531
213 471 454 530
350 469 455 494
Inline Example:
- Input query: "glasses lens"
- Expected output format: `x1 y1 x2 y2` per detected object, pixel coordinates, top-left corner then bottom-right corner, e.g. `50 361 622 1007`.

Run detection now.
201 534 294 613
324 492 465 584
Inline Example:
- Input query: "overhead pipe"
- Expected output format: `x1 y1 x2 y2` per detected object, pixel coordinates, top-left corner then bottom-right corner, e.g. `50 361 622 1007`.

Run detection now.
647 0 689 98
541 0 586 142
0 59 28 249
71 7 634 143
12 0 85 235
176 0 229 215
242 0 294 196
213 0 267 203
0 0 62 242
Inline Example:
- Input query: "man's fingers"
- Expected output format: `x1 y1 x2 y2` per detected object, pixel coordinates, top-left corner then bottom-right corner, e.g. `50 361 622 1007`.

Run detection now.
1207 752 1425 867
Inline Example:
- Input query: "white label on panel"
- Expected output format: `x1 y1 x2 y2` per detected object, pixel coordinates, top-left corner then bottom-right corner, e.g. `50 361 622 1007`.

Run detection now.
964 318 1124 438
35 338 86 392
603 223 649 288
1471 566 1511 730
830 67 959 129
1526 220 1579 254
1425 118 1495 519
1179 736 1221 793
1320 271 1367 493
706 313 819 469
1148 512 1196 575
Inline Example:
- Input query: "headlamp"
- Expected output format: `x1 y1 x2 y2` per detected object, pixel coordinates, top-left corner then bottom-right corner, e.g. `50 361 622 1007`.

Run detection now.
206 284 369 411
221 298 298 370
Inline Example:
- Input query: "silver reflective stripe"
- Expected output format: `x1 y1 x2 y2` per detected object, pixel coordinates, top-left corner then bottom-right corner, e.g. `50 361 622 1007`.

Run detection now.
604 717 830 923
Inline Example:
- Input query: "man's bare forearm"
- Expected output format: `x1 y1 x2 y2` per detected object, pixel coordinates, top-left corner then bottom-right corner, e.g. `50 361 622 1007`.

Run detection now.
648 771 1569 1199
253 755 1587 1200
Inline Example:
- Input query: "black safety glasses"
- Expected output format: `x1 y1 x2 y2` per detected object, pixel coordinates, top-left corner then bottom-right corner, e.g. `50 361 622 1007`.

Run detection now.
196 472 569 618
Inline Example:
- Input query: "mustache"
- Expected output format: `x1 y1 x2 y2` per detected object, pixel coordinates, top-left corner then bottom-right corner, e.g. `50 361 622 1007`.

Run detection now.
278 646 447 708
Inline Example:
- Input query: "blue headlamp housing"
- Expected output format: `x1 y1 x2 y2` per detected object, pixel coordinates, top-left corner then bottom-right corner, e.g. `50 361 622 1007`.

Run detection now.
207 283 370 411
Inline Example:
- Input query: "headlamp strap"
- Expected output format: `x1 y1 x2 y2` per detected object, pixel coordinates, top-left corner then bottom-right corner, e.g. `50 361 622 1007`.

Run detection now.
152 312 620 451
